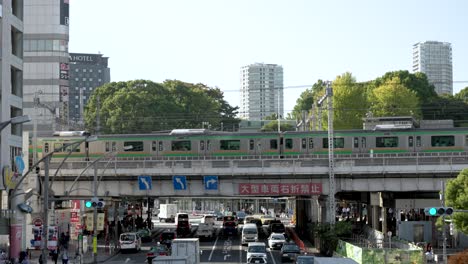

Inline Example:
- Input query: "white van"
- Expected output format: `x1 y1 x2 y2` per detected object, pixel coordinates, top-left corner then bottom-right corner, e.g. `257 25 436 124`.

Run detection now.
242 223 258 245
246 242 267 262
200 214 215 225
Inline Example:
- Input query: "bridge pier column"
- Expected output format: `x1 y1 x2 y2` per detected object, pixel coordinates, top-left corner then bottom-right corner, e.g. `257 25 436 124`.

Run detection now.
310 196 320 223
381 206 387 235
371 205 380 230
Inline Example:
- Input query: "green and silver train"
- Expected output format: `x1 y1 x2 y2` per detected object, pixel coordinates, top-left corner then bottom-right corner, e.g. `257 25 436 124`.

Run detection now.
30 127 468 160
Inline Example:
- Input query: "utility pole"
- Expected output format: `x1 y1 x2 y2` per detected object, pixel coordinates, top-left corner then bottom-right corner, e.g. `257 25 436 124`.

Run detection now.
317 82 335 225
441 181 447 263
96 95 101 135
93 163 98 264
41 156 50 264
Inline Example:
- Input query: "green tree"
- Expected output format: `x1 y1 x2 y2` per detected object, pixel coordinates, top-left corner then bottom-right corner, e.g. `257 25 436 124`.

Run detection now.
331 73 369 129
373 70 437 104
261 120 295 131
422 95 468 127
84 80 239 133
445 169 468 234
292 80 327 124
454 87 468 103
369 77 421 118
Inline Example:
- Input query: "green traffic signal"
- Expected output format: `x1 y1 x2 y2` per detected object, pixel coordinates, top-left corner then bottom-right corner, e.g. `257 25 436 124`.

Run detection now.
85 201 92 208
429 207 437 216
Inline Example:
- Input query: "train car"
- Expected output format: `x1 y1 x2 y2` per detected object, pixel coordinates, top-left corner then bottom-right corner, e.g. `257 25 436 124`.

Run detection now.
31 127 468 162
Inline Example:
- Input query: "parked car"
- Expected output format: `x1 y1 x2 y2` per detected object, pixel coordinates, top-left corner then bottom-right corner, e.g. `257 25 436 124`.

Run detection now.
268 233 287 250
146 243 169 263
137 228 152 243
280 243 301 263
159 230 176 249
119 232 141 253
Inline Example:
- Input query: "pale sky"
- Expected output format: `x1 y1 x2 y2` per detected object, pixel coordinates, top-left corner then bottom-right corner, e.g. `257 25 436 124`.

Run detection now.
69 0 468 115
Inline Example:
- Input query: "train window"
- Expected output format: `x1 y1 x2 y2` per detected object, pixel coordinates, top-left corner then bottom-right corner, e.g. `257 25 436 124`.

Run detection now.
171 140 191 151
44 142 49 153
54 143 63 152
431 136 454 147
309 138 314 149
270 139 278 150
361 137 366 148
322 138 345 148
353 137 358 148
408 136 413 147
158 141 163 151
112 142 116 151
285 139 293 149
301 138 306 149
152 141 157 151
124 141 143 151
249 140 254 150
220 140 240 150
200 141 205 151
376 137 398 148
65 144 80 152
416 136 421 147
105 142 110 152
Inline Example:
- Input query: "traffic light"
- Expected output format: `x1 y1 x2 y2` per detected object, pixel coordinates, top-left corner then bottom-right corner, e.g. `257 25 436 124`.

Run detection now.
85 198 106 209
424 207 453 216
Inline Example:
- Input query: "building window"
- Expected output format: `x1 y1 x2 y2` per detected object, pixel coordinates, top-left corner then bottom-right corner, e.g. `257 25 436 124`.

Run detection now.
83 69 87 72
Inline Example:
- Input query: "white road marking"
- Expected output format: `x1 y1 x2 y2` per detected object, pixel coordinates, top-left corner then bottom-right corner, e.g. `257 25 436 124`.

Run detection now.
269 248 277 264
208 235 219 261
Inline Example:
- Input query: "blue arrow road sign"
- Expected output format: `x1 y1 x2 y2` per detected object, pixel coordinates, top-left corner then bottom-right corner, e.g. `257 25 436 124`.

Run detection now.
138 175 152 190
204 176 218 190
173 176 187 190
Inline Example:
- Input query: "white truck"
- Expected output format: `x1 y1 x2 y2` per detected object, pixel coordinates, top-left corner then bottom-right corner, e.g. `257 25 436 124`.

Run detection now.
159 204 178 223
195 223 214 240
153 238 201 264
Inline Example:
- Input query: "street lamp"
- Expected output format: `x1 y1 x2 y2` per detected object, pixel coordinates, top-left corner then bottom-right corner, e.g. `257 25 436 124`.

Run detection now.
8 135 96 264
0 115 30 261
0 115 31 131
66 145 132 264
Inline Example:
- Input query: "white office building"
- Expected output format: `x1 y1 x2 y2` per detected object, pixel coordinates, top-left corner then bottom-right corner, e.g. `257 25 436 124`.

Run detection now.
240 63 283 120
413 41 453 95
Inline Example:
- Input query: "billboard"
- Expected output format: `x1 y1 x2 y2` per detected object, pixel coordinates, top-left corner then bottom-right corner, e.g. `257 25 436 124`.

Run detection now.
60 0 69 26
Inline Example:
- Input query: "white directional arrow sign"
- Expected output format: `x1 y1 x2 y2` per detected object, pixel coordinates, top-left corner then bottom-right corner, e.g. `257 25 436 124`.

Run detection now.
204 176 218 190
173 176 187 190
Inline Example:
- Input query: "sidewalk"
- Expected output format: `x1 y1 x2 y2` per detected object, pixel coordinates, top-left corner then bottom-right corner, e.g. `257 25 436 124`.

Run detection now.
28 244 117 264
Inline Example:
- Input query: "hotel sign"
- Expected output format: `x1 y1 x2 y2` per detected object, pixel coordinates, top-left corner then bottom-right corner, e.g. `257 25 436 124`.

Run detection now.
239 183 322 195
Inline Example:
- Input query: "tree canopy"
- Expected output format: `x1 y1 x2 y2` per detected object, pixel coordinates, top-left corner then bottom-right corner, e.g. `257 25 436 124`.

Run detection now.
445 169 468 234
84 80 239 134
332 73 368 129
372 70 437 104
369 77 421 118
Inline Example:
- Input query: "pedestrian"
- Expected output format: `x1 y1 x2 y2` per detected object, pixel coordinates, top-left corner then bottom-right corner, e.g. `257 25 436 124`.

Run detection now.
61 250 69 264
19 251 30 264
425 243 434 262
51 248 59 264
38 253 44 264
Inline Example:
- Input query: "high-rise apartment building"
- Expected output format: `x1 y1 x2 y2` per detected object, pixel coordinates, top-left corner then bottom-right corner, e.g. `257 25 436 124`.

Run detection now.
413 41 453 95
240 63 283 120
0 1 25 190
23 0 70 133
69 53 110 126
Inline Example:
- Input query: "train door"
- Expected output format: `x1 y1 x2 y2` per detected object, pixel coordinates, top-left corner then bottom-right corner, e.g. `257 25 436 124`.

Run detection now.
248 139 261 155
353 136 367 153
199 140 210 157
412 135 423 152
